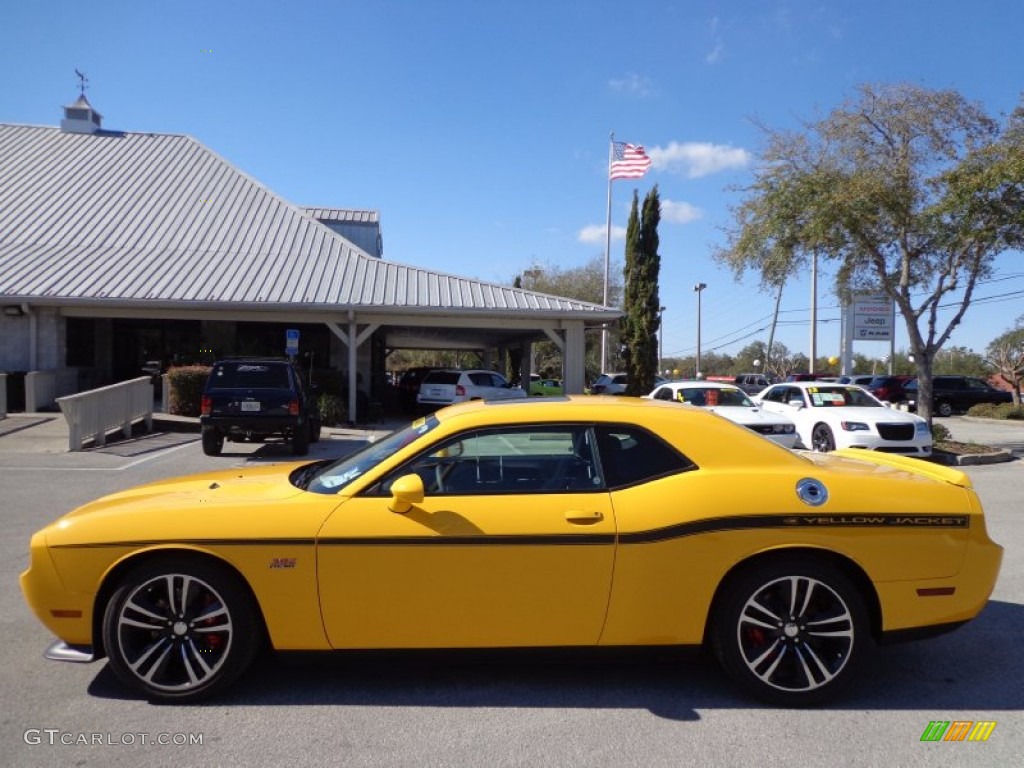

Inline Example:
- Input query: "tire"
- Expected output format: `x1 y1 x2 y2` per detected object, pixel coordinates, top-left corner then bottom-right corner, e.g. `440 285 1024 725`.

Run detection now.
291 424 310 456
811 423 835 452
310 419 322 443
936 401 953 417
201 428 223 456
711 557 870 706
102 557 261 702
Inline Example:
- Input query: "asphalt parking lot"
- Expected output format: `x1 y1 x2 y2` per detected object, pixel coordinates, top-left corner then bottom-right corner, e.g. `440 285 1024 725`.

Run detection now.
0 413 1021 767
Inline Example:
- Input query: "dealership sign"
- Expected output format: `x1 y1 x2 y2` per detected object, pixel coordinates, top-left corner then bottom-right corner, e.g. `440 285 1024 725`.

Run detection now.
851 295 893 341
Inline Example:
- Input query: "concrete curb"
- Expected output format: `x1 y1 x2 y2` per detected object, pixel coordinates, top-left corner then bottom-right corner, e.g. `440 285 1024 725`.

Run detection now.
931 448 1015 466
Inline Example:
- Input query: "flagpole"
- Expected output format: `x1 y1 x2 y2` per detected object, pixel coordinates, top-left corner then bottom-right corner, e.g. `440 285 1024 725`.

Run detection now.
601 131 614 375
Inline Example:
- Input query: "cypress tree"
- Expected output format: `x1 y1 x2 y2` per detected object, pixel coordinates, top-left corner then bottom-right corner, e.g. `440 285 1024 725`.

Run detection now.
621 186 661 395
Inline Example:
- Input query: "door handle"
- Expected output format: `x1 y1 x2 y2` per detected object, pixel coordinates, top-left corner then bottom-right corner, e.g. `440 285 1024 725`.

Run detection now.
565 510 604 524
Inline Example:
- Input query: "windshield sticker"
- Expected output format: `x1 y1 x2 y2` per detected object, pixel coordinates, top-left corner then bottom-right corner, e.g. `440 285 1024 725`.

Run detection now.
811 392 846 406
318 467 362 489
237 365 270 372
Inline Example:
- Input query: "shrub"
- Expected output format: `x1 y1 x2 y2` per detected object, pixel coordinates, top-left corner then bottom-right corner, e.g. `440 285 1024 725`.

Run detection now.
966 403 999 419
967 402 1024 420
167 365 211 417
317 393 346 426
931 423 952 442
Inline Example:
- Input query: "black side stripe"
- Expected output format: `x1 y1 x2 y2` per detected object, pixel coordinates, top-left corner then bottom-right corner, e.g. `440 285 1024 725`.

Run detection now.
51 538 316 549
51 514 968 551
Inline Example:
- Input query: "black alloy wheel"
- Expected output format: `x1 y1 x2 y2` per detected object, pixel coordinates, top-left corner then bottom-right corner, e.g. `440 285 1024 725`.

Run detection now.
811 423 836 452
712 558 869 706
102 558 260 701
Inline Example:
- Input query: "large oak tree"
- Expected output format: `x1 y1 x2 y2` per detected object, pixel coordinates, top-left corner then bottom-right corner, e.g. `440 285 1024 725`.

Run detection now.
716 84 1024 422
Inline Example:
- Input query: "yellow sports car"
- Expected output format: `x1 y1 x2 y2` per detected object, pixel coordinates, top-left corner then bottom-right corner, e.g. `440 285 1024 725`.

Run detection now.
21 397 1002 705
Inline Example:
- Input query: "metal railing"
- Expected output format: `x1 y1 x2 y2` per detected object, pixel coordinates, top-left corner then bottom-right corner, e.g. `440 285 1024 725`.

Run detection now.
56 377 154 451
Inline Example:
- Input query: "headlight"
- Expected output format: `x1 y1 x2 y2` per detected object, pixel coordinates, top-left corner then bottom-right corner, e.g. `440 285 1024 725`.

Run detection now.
840 421 870 432
915 420 930 435
773 424 795 433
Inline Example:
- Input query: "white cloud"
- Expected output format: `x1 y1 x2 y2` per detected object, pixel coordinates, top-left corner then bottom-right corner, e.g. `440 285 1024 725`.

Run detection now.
578 224 626 244
648 141 751 178
661 199 703 224
705 42 723 64
608 73 654 97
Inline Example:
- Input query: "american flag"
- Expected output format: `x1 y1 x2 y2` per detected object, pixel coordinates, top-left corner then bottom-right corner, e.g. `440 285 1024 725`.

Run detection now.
609 142 652 180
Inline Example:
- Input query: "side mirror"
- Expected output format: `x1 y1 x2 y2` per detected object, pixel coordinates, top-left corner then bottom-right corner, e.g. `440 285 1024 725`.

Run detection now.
788 399 805 410
389 473 424 514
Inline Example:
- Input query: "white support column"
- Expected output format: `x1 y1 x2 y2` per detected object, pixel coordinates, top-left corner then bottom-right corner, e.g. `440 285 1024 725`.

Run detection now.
563 322 586 394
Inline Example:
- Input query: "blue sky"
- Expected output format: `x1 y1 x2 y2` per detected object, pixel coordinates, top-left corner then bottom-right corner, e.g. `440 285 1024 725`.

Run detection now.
4 0 1023 365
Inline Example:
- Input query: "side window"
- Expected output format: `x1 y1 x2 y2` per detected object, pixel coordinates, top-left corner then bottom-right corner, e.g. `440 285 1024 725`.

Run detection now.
468 372 490 387
594 426 694 489
652 387 673 401
764 387 785 403
373 426 602 496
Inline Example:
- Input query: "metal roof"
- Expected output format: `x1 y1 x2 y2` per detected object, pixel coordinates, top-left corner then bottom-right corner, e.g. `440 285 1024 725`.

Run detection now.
0 123 614 318
302 207 378 223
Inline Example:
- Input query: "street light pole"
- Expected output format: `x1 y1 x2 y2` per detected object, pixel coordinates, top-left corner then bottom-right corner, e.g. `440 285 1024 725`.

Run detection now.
658 306 666 375
694 283 707 377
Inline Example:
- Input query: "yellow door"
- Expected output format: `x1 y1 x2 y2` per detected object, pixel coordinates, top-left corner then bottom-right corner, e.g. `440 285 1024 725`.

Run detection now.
317 425 616 648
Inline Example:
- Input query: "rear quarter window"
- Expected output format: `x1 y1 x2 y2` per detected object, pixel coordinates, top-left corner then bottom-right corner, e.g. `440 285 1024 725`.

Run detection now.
595 426 694 488
423 371 461 385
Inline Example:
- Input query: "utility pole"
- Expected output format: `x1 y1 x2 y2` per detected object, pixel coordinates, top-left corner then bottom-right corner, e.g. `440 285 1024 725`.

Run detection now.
694 283 707 377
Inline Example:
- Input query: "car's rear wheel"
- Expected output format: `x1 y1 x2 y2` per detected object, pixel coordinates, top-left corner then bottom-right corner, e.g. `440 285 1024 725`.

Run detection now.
291 425 310 455
201 428 223 456
310 419 322 443
936 401 953 417
102 558 260 702
711 558 869 706
811 423 835 452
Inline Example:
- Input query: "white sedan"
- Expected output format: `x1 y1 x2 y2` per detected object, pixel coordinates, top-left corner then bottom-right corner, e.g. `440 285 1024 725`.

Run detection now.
755 382 932 455
646 381 800 448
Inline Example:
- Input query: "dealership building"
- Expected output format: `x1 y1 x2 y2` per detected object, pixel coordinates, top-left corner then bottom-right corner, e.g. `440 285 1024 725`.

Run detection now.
0 94 617 418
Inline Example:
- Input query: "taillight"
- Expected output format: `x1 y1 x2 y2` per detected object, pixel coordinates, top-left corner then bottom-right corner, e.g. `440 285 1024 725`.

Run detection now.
201 395 212 416
455 385 466 396
289 400 300 415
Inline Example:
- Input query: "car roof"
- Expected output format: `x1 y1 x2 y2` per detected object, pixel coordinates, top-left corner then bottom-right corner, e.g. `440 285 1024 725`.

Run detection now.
656 381 747 390
770 381 859 389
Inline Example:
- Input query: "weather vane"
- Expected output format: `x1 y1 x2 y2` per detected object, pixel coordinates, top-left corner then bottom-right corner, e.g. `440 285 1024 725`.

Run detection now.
74 69 89 95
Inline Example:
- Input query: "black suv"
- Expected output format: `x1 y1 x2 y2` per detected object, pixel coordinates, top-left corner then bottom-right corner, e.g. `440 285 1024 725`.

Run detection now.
904 375 1013 416
200 358 321 456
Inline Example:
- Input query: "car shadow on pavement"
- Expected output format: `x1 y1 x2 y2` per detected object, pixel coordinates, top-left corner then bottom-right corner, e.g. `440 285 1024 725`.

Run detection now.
85 600 1023 716
236 438 372 463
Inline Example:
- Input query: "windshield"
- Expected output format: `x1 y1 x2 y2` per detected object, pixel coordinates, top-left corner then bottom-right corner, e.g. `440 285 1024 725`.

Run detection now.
806 386 883 408
299 415 440 494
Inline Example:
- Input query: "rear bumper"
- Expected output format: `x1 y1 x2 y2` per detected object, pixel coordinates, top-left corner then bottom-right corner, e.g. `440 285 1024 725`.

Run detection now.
201 415 305 435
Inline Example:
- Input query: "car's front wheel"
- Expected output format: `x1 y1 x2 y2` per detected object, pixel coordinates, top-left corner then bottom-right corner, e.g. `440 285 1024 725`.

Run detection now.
102 558 261 702
711 558 869 706
811 423 835 452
